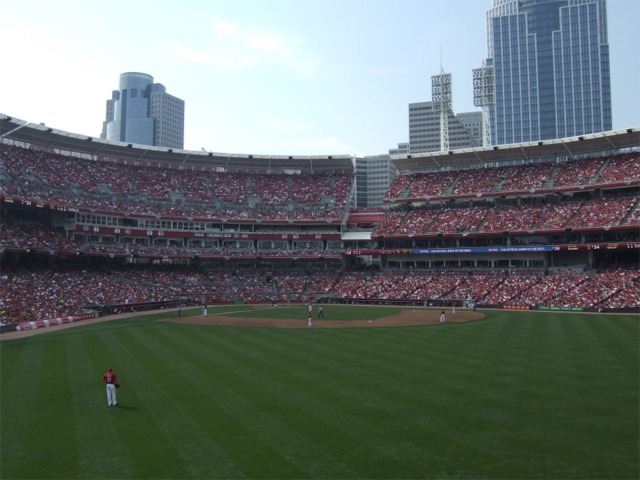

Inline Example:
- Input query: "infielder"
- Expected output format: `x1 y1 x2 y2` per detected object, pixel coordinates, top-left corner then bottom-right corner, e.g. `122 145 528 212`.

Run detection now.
440 309 446 323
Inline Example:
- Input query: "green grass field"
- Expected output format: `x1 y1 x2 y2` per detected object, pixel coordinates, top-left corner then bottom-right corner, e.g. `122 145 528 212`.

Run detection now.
1 305 638 479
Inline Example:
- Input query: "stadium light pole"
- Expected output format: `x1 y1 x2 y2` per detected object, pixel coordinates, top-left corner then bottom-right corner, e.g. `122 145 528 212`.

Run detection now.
473 63 495 147
431 70 452 153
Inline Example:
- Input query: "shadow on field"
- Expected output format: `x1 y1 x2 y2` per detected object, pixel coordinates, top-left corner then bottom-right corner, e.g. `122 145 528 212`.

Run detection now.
112 404 139 411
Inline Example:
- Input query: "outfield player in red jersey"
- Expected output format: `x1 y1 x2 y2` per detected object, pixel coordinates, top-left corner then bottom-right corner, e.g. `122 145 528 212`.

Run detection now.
102 367 119 407
440 309 446 323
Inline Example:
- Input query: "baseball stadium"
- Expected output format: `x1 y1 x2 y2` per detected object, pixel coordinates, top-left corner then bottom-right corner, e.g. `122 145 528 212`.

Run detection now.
0 115 639 478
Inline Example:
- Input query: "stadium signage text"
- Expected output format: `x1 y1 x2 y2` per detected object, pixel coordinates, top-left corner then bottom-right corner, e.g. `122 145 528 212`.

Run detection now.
343 243 639 255
75 225 340 240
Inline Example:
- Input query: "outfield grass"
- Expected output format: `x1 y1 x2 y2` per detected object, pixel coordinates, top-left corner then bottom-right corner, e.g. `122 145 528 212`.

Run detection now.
1 306 638 479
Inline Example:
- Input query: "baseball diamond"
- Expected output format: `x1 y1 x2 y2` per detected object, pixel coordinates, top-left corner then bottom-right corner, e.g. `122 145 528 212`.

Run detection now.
1 305 637 480
1 87 639 480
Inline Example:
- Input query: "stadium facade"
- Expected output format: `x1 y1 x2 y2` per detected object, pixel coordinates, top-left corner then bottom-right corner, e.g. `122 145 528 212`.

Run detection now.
483 0 612 145
1 114 639 327
101 72 185 149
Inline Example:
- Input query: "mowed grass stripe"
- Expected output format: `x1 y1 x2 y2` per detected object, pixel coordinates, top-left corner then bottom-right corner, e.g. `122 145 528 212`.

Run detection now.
152 324 368 478
7 338 80 478
95 326 239 479
1 309 638 479
65 333 136 479
156 324 451 477
153 312 640 478
1 340 48 477
179 314 638 478
557 315 639 475
294 316 636 478
474 316 632 477
178 325 498 477
156 322 363 478
295 326 531 477
138 326 319 478
222 336 436 477
419 314 639 477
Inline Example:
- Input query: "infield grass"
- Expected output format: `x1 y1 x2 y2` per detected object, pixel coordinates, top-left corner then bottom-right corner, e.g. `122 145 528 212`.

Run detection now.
1 305 638 479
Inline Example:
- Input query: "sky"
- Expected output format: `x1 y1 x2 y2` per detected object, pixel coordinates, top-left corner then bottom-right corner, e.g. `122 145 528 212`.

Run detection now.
1 0 638 157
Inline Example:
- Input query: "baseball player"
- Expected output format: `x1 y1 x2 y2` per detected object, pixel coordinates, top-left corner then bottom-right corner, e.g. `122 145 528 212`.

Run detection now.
101 367 119 407
307 300 313 327
440 309 446 323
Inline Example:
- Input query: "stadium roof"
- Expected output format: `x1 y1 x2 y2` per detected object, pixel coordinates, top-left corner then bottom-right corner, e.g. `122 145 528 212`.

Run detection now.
391 128 640 172
2 113 638 174
0 114 354 174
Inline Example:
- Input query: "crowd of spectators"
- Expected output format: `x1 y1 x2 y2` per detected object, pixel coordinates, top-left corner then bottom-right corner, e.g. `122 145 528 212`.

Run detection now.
385 175 412 201
566 197 637 228
433 207 484 233
1 266 638 325
1 219 78 251
408 172 458 198
452 168 506 196
372 211 406 235
0 267 160 323
395 210 440 235
373 194 638 236
552 157 606 187
0 221 342 260
0 144 353 222
597 153 640 183
4 200 636 264
382 152 638 202
481 205 540 232
532 201 583 230
1 145 638 326
510 268 640 309
501 163 554 192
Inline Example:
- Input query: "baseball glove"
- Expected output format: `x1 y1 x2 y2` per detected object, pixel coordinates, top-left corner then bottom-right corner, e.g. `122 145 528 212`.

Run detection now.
115 383 121 389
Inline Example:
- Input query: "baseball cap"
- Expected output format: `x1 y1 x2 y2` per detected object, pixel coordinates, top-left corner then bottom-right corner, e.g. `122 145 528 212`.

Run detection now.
108 367 113 372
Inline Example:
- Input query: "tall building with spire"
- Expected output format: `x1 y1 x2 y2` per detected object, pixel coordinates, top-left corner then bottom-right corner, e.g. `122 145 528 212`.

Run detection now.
482 0 611 145
101 72 185 149
407 68 482 155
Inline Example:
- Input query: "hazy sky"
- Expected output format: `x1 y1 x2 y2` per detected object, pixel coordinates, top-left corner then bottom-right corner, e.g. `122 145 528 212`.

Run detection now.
1 0 638 157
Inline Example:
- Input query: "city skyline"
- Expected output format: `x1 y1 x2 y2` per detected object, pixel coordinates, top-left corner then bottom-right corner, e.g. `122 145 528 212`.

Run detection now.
1 0 638 157
484 0 612 145
102 72 185 149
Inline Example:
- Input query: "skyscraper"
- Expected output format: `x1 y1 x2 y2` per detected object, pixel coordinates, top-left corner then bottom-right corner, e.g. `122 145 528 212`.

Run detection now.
101 72 185 149
408 102 481 154
355 155 395 208
483 0 611 145
409 69 483 154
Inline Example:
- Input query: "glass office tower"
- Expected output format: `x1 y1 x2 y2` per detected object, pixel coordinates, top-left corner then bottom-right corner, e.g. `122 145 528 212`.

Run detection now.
101 72 185 149
484 0 611 145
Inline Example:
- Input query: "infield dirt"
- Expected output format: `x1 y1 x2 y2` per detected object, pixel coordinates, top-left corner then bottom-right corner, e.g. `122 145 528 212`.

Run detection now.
166 307 483 328
0 306 484 341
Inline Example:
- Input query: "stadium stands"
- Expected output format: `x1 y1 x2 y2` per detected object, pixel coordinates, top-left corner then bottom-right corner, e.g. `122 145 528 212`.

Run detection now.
1 131 639 326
